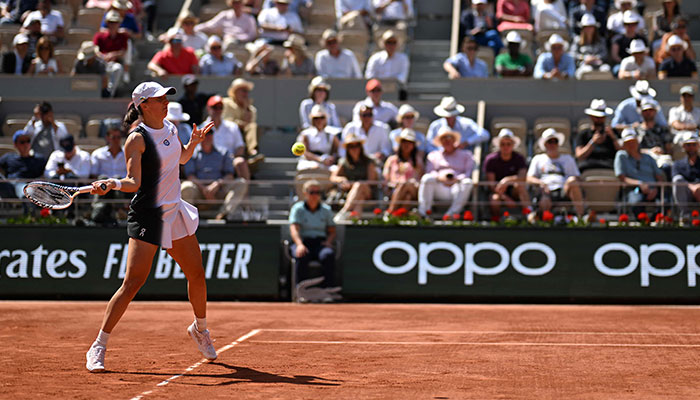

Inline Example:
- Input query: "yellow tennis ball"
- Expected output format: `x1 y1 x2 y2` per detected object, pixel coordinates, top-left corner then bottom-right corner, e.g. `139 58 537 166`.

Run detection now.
291 142 306 156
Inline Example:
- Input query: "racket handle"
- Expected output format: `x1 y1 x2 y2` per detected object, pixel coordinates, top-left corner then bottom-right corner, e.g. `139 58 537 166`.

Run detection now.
77 183 107 194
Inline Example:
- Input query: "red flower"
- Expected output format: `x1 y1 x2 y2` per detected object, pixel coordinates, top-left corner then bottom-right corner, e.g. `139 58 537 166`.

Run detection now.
522 207 532 215
503 211 510 218
452 213 460 220
637 212 649 222
350 211 359 218
619 214 629 223
566 214 574 222
40 208 50 217
542 211 554 222
490 215 500 222
665 216 673 224
442 214 450 221
693 210 700 218
397 207 408 217
463 211 474 221
425 209 432 215
693 220 700 227
598 218 606 224
373 208 382 215
655 213 664 223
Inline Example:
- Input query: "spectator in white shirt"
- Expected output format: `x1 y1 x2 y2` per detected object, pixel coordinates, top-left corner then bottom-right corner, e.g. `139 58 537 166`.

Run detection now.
335 0 371 30
533 0 567 32
618 38 656 80
21 0 64 43
203 95 251 180
44 134 91 180
195 0 258 47
352 79 399 127
669 85 700 136
373 0 414 27
257 0 303 45
365 29 410 85
341 104 392 163
607 0 645 36
160 11 209 52
23 101 68 158
314 29 362 78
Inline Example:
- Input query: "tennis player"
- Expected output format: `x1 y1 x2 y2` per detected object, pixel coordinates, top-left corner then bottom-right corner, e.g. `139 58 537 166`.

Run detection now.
85 82 217 372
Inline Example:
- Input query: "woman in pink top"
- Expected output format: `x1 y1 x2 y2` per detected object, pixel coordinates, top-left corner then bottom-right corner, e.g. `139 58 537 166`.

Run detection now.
382 128 424 215
496 0 533 32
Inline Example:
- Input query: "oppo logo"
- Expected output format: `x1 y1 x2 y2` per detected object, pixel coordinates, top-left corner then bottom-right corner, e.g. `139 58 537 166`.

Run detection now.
594 243 700 287
372 241 556 285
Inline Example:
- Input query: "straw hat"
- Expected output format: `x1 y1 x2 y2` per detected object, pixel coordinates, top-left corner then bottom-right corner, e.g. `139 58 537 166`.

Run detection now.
308 104 328 119
307 76 331 96
545 33 569 52
432 126 461 147
179 10 199 24
629 80 656 99
667 34 689 50
395 128 417 144
396 104 420 122
622 10 641 25
626 39 648 54
537 128 565 151
343 133 365 148
491 128 521 149
381 30 399 48
166 102 190 122
77 41 97 60
584 99 613 117
321 28 339 45
245 39 272 56
433 96 465 118
229 77 254 92
283 33 307 51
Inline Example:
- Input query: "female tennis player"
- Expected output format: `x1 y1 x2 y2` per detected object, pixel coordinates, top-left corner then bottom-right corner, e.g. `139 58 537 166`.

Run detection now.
85 82 216 372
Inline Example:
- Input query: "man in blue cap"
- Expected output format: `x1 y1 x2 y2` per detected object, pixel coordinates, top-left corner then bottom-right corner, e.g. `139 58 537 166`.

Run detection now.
0 129 47 200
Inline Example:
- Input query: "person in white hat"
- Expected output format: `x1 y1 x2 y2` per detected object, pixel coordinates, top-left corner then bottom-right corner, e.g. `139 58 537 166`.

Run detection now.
257 0 303 44
570 0 607 36
609 10 646 72
658 34 697 79
527 128 585 216
534 33 575 80
606 0 645 36
199 35 242 76
1 33 32 75
296 104 341 172
426 96 489 153
365 29 410 85
85 82 218 372
71 41 110 97
383 128 424 215
351 79 399 125
418 126 474 217
575 99 620 171
20 0 64 43
194 0 257 46
571 13 611 80
314 28 362 78
484 128 529 218
495 30 533 77
617 38 656 80
635 98 673 168
655 15 696 65
612 80 667 130
98 0 141 39
672 131 700 218
614 127 666 216
390 104 428 155
281 33 315 77
166 102 193 145
668 85 700 135
299 76 341 129
342 103 393 163
443 37 489 79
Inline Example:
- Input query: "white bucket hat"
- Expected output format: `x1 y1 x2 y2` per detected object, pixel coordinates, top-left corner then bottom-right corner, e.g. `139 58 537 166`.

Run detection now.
166 102 190 122
397 104 420 122
433 96 465 118
626 39 648 54
545 33 569 52
491 128 521 149
580 13 598 27
621 127 639 143
433 126 462 147
307 76 331 96
308 104 329 119
395 128 418 144
505 31 522 44
538 128 566 151
680 131 700 145
132 81 176 107
629 80 656 99
667 34 689 50
584 99 613 117
622 10 641 25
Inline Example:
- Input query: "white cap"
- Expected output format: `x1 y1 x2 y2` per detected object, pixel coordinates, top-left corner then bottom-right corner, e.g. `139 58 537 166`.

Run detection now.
622 10 641 25
207 35 222 50
621 128 638 142
472 0 487 4
667 34 688 50
580 13 597 27
680 85 695 96
627 39 648 54
505 31 522 43
131 81 176 108
12 33 29 46
105 9 122 23
680 131 700 145
166 102 190 122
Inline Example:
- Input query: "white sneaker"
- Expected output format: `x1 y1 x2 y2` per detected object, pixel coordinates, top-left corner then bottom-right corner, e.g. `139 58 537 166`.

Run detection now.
86 343 106 372
187 323 217 360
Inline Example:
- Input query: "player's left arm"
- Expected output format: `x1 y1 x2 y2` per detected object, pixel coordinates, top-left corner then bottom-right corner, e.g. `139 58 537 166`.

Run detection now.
180 122 215 164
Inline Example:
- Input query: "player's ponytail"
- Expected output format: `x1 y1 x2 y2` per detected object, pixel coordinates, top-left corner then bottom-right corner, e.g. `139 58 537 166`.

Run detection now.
123 102 142 132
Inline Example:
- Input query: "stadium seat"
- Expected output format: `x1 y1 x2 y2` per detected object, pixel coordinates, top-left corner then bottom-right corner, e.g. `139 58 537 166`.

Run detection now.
294 169 332 199
579 70 614 80
0 26 19 49
53 5 73 29
476 48 494 76
308 11 336 28
534 117 572 154
54 49 77 74
0 143 15 157
2 114 31 136
339 30 369 48
577 117 591 135
0 136 13 144
77 137 105 153
490 116 528 155
580 169 619 212
200 4 226 22
75 8 106 31
66 28 95 48
85 113 122 138
55 113 83 136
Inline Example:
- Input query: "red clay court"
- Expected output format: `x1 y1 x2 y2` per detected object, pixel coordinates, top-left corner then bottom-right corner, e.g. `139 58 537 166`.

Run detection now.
1 301 699 399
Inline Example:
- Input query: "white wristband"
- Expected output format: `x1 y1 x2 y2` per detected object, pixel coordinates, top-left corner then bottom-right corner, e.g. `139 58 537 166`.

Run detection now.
110 179 122 191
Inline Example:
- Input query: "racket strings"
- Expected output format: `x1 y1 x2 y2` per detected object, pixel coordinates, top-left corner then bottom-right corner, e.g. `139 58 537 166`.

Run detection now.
24 184 73 209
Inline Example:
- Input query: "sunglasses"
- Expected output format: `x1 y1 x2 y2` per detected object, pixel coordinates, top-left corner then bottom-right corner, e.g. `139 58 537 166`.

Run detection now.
312 115 326 120
326 39 338 45
16 139 31 144
466 46 478 51
210 45 222 50
545 139 558 144
360 113 373 118
369 88 382 93
402 115 415 119
210 105 223 110
385 40 397 45
347 143 362 148
307 190 321 195
182 20 195 25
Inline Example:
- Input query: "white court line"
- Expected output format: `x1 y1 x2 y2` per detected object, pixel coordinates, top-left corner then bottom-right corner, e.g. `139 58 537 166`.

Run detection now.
251 340 700 348
261 328 700 336
128 329 260 400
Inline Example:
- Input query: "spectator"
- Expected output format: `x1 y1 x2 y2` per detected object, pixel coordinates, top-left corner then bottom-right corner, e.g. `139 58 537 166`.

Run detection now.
94 10 130 88
299 76 341 130
297 104 340 172
571 14 610 79
534 0 568 32
195 0 258 47
166 102 193 145
351 79 398 126
182 125 248 221
335 0 371 31
618 39 656 80
460 0 502 56
607 0 645 36
0 0 37 26
418 127 474 217
528 128 585 216
389 104 428 155
426 96 489 152
534 33 575 80
365 29 410 85
202 95 251 181
27 36 58 75
22 16 42 57
495 31 533 77
289 179 338 291
331 133 378 222
610 10 647 75
244 39 280 76
148 32 199 77
651 0 680 50
1 33 31 75
314 28 362 79
496 0 533 32
669 85 700 135
383 128 424 214
223 78 263 162
657 35 697 79
199 35 242 76
89 122 127 225
101 0 141 39
614 128 666 215
484 128 529 218
0 130 47 201
342 104 392 164
24 101 67 158
612 80 667 130
257 0 303 45
44 134 91 180
570 0 607 36
672 131 700 220
281 33 316 77
373 0 413 28
160 11 207 52
654 15 695 65
443 36 489 79
575 99 620 171
262 0 313 19
72 41 110 98
635 98 673 169
178 74 212 126
21 0 63 43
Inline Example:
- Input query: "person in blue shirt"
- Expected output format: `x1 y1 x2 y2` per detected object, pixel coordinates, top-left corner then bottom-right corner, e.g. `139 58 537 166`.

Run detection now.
671 131 700 220
0 130 47 200
443 37 489 79
199 35 242 76
611 80 667 130
426 96 489 153
534 33 576 79
100 0 141 39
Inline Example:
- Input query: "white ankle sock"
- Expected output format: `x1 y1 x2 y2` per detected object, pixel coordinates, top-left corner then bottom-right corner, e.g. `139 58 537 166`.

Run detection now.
95 330 110 347
195 317 207 332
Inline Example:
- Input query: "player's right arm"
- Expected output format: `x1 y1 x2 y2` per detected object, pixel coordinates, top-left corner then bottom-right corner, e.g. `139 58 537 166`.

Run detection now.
91 133 145 194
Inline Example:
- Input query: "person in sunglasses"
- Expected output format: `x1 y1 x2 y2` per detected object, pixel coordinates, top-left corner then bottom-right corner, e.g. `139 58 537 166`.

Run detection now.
443 37 488 79
0 130 47 201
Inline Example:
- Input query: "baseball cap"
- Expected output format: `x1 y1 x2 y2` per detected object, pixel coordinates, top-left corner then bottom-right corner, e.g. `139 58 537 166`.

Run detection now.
181 74 198 86
680 85 695 96
621 128 638 142
105 10 122 23
59 134 75 152
680 131 700 145
207 95 223 107
12 130 31 143
640 97 659 111
131 81 176 107
365 79 382 92
12 33 29 46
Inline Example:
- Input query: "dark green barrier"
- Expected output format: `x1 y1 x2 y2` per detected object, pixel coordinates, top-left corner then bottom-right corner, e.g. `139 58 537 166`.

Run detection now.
342 226 700 303
0 226 280 300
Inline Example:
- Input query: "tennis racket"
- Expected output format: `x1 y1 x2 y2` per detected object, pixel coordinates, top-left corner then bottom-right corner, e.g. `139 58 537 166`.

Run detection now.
23 181 107 210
